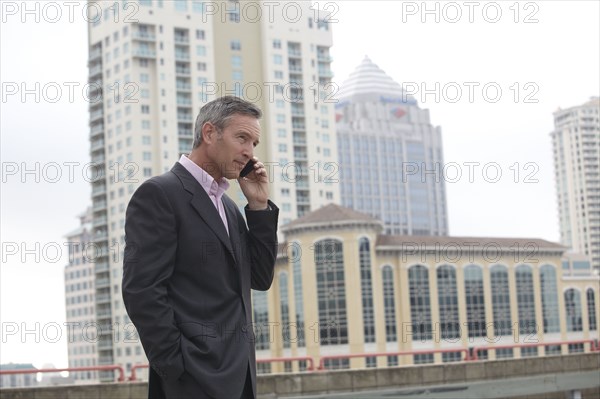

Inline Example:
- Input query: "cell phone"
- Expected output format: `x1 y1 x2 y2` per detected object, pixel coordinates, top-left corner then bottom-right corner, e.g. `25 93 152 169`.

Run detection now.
239 159 256 178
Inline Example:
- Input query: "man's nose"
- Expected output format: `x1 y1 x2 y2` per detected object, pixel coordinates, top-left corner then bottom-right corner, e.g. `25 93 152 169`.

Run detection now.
242 143 253 159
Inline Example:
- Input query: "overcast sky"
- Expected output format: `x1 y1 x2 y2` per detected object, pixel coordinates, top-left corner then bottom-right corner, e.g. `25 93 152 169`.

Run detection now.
1 1 599 369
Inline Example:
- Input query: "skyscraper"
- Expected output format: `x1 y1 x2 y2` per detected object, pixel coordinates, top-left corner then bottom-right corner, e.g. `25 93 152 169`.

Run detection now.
63 208 99 383
336 57 448 236
552 97 600 272
86 0 337 378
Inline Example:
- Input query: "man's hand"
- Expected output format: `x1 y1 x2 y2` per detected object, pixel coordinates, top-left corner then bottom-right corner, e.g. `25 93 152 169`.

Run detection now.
238 156 269 210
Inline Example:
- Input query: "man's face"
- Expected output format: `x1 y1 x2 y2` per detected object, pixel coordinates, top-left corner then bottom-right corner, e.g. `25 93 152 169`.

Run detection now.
206 114 260 180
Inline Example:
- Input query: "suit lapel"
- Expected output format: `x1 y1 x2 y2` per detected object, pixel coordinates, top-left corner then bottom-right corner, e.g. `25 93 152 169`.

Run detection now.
223 196 242 266
171 163 235 260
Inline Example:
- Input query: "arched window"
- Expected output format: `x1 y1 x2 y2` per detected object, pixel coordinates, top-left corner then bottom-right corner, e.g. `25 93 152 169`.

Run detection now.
292 244 305 347
587 289 597 331
408 265 432 341
540 265 560 333
382 265 396 342
279 271 290 348
464 265 486 338
564 288 583 332
490 265 512 337
436 265 459 339
315 239 347 345
515 265 537 335
252 290 270 351
359 238 376 343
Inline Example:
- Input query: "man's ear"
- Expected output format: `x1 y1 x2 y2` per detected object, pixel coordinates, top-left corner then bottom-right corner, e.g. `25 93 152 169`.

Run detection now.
202 122 216 144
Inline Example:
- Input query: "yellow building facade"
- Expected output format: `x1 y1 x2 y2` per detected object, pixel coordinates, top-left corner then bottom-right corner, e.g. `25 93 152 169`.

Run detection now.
254 205 600 373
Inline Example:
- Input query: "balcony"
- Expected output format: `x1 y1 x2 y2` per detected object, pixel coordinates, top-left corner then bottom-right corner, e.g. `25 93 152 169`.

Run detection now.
132 31 156 41
90 109 104 122
90 123 104 137
98 340 113 350
294 151 308 160
94 230 108 240
96 292 111 303
97 308 112 318
96 277 110 288
289 65 303 73
90 140 105 152
174 36 189 44
176 82 192 91
92 187 106 199
176 97 192 106
176 67 191 76
175 52 190 61
177 113 193 122
93 200 107 211
288 49 302 58
292 123 306 131
89 64 102 77
95 262 110 274
178 128 193 137
89 48 102 61
92 215 108 227
91 154 106 164
133 48 156 59
296 179 309 189
296 196 310 205
318 69 334 78
317 53 333 62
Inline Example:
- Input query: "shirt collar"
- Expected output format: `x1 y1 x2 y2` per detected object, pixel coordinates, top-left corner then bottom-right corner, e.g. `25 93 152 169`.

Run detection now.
178 154 230 199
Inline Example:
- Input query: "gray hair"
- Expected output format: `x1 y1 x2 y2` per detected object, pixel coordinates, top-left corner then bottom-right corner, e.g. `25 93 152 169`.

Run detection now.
192 96 262 149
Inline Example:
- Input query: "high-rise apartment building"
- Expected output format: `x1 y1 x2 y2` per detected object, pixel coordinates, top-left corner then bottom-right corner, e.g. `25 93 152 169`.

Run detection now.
336 57 448 236
552 97 600 272
86 0 338 378
63 208 99 383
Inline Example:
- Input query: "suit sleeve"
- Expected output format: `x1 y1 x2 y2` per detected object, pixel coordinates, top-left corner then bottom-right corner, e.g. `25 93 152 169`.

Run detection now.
121 179 184 381
244 200 279 291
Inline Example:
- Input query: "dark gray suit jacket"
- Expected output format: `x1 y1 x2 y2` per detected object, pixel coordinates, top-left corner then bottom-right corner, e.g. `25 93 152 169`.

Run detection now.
122 162 279 398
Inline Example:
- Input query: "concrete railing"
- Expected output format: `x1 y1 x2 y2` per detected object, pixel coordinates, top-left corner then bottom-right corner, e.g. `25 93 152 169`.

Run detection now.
1 353 598 398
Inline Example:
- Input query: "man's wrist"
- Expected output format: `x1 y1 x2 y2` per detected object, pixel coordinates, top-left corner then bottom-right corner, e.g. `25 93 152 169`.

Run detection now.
247 201 270 211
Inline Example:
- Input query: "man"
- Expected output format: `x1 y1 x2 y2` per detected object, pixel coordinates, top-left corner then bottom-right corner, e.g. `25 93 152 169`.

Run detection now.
122 96 279 398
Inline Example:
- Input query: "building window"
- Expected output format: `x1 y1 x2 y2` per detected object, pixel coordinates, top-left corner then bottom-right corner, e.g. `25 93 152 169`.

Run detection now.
515 265 537 335
381 265 396 342
408 265 432 341
496 348 514 359
174 0 187 12
292 244 305 347
540 265 560 333
196 29 205 39
315 239 347 345
231 55 242 68
437 265 460 340
565 288 583 332
413 354 434 364
442 351 462 363
520 346 538 357
273 39 281 49
196 45 206 56
279 271 290 349
230 40 241 50
464 265 486 338
273 54 282 65
252 290 270 350
587 288 597 331
359 239 375 344
544 345 561 355
490 265 512 336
